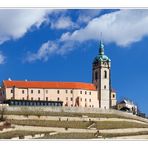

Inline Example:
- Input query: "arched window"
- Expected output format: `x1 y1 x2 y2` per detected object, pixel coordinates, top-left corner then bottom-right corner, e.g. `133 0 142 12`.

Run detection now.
95 71 98 80
104 70 107 79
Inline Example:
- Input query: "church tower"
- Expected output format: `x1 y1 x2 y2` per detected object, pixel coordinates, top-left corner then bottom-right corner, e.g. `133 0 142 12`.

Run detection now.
92 41 111 109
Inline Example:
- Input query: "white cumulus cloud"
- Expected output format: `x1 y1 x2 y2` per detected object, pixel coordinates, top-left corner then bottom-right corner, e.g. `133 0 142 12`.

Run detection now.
77 9 101 24
26 9 148 62
61 10 148 47
51 16 76 29
26 41 58 62
25 39 78 62
0 9 55 44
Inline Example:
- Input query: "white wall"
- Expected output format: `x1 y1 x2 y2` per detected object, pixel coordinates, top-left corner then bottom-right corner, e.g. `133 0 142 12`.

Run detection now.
3 87 98 108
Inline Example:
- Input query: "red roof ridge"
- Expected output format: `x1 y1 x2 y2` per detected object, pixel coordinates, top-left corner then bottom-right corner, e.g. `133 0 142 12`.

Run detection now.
3 80 96 91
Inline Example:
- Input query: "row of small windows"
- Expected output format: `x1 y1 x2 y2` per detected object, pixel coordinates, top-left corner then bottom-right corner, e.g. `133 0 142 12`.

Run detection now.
10 101 62 107
69 104 94 107
13 97 91 102
66 98 91 102
58 90 91 95
11 89 92 95
21 97 60 101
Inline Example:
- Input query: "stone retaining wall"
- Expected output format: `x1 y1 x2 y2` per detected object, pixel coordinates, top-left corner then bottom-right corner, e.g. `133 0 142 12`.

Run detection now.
2 106 148 123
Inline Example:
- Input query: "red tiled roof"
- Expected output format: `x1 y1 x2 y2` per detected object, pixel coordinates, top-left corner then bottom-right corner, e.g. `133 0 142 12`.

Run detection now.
3 80 96 91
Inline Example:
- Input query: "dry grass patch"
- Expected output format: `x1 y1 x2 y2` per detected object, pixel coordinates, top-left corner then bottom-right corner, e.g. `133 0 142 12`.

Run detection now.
39 132 96 139
9 119 91 129
101 131 148 138
0 130 52 139
95 121 148 129
9 119 148 130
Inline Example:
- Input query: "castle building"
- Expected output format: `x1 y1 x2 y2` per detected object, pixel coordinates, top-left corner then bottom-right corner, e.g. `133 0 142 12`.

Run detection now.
0 41 117 109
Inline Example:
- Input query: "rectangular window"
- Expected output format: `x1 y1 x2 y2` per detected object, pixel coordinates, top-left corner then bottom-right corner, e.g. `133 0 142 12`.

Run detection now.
89 99 91 102
81 98 82 101
46 97 48 101
31 97 33 100
38 90 40 94
66 97 68 101
22 97 25 100
57 90 60 94
31 90 33 94
71 97 73 101
85 98 87 102
85 91 87 95
104 85 106 89
71 90 73 94
57 97 60 101
38 97 40 101
89 92 91 95
11 89 13 93
22 90 25 94
80 91 82 94
113 94 115 98
65 90 68 93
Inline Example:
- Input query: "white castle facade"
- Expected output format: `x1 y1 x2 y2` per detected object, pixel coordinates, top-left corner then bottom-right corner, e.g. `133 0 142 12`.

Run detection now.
0 41 117 109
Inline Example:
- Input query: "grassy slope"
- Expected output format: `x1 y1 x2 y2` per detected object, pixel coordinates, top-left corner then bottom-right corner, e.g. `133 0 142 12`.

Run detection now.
9 119 148 129
4 109 148 124
38 131 148 139
1 109 148 139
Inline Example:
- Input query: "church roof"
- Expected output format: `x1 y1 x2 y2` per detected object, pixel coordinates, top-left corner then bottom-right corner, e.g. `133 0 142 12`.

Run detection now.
3 80 96 91
93 54 111 63
119 99 134 105
93 40 111 64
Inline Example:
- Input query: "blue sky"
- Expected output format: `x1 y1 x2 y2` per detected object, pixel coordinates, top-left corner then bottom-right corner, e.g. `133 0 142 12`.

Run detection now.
0 9 148 115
